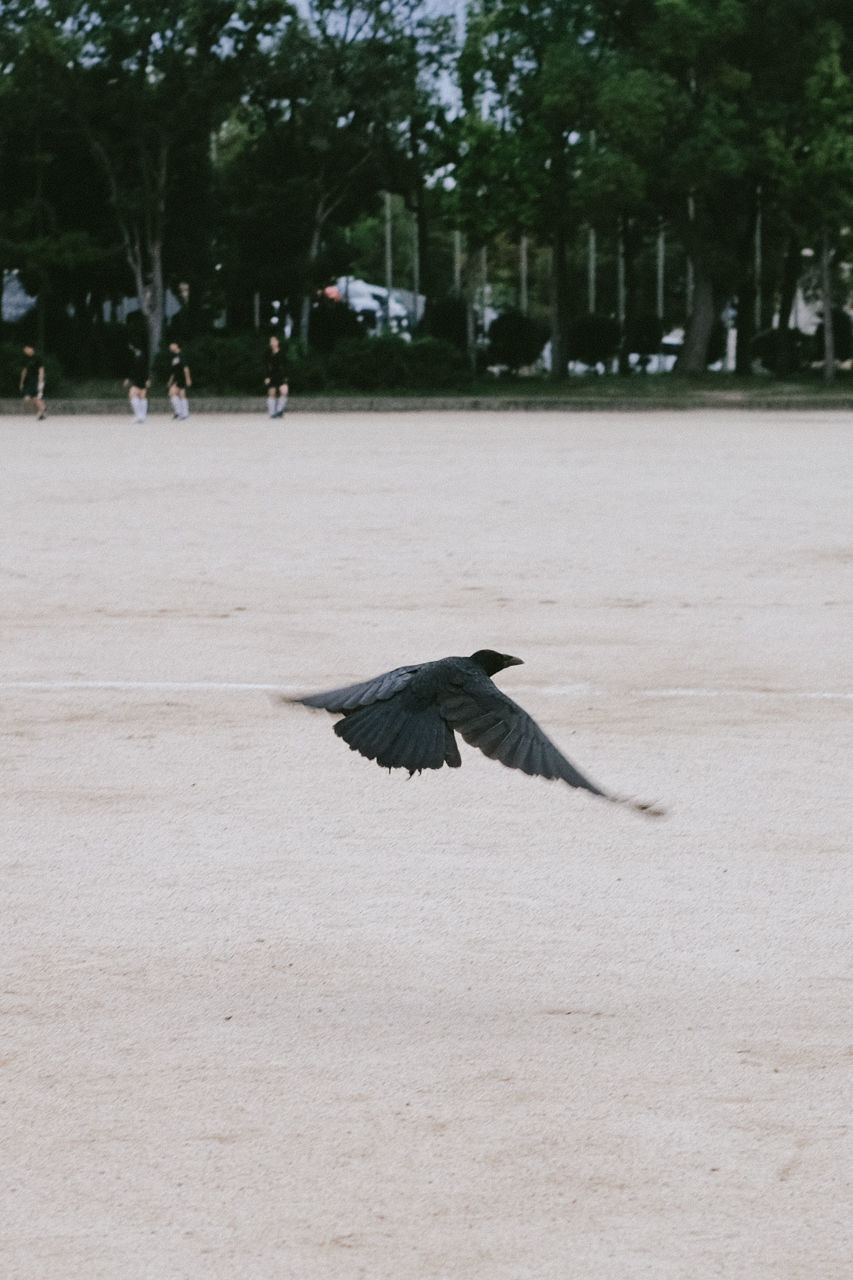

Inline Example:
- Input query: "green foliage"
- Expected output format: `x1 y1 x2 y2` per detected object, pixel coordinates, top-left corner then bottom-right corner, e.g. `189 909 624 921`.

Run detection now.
625 314 665 358
422 295 468 349
326 335 469 390
5 0 853 383
567 315 622 369
397 336 471 388
287 347 330 394
487 309 549 371
751 327 811 373
308 298 364 353
326 336 409 390
134 330 470 393
214 0 454 332
167 333 260 393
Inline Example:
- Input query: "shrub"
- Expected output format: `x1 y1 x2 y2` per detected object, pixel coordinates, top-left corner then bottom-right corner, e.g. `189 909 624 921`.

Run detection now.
421 294 468 349
326 335 411 389
625 314 664 356
567 314 622 369
487 309 549 372
402 336 471 389
164 332 267 393
287 346 329 393
324 334 471 391
308 296 363 353
751 326 810 373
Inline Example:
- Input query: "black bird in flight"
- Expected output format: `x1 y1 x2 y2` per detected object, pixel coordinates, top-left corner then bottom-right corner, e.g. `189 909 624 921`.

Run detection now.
287 649 663 815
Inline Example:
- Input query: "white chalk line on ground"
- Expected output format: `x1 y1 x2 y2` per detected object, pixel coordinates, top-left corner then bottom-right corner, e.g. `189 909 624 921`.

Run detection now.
2 679 852 701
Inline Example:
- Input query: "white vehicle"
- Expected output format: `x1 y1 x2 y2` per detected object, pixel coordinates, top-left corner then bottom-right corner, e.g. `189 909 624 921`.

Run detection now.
334 277 411 336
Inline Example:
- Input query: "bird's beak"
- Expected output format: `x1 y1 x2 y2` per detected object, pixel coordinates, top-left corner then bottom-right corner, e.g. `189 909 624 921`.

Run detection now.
503 655 524 667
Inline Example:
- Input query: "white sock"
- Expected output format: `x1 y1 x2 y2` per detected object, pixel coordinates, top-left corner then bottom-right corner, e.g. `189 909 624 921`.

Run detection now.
130 395 142 420
267 396 276 417
275 395 287 415
180 400 189 419
138 398 148 421
171 396 182 417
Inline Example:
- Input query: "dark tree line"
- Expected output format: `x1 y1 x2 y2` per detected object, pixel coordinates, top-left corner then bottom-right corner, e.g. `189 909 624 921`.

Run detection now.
2 0 853 379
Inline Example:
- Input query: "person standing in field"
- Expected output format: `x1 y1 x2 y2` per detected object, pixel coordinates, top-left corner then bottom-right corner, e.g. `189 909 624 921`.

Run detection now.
20 345 47 419
124 342 150 423
264 334 288 418
167 342 191 420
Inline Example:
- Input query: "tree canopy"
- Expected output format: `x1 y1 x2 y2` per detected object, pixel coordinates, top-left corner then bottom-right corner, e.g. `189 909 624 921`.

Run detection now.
2 0 853 378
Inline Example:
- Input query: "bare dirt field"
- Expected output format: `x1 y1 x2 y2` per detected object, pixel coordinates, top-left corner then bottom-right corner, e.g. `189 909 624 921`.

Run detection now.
2 407 851 1279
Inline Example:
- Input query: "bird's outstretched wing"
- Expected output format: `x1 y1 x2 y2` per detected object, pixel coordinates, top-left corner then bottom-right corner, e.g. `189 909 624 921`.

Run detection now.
289 664 423 713
286 661 460 772
285 657 664 815
439 682 607 795
440 680 665 814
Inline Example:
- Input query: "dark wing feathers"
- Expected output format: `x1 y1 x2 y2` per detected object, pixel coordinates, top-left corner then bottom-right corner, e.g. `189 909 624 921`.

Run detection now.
439 686 607 797
295 664 421 713
292 660 456 774
290 657 662 813
334 699 453 773
443 723 462 768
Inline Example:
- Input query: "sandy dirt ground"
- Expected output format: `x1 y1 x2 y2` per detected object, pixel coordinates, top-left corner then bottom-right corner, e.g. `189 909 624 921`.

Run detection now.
1 407 851 1279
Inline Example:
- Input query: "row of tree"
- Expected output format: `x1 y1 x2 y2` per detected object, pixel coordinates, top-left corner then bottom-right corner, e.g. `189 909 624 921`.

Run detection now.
2 0 853 378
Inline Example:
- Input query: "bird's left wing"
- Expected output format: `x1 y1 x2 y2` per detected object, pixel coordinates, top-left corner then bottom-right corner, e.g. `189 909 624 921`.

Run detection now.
288 664 423 713
439 680 605 793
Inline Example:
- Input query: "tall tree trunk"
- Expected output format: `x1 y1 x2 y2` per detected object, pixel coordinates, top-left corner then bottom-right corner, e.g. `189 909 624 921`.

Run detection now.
618 218 637 376
146 244 165 358
300 214 324 342
676 267 717 374
87 133 168 359
734 270 755 376
773 234 801 377
734 189 762 376
414 183 431 315
821 231 835 384
126 229 165 360
550 224 569 381
409 118 432 318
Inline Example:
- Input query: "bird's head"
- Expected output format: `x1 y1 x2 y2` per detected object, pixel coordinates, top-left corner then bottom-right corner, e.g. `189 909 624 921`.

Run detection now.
469 649 524 676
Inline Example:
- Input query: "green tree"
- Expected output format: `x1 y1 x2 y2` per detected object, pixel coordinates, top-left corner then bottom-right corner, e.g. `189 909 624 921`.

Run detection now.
782 22 853 380
455 2 677 377
636 0 853 374
3 0 286 357
0 22 118 353
456 1 603 377
220 0 453 339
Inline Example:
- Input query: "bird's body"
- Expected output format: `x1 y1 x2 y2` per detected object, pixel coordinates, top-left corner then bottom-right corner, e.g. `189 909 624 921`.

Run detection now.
288 649 662 815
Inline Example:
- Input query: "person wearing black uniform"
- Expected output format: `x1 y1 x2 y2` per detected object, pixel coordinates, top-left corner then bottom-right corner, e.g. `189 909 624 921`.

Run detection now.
20 346 46 419
167 342 191 419
124 342 150 423
264 334 288 418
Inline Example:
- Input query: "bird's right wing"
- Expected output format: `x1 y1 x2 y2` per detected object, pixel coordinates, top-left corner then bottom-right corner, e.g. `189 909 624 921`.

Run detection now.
288 664 423 713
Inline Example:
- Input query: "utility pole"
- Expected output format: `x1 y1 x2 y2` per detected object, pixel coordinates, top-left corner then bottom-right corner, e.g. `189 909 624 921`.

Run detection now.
384 191 393 333
754 187 762 331
520 236 529 314
686 195 696 316
656 226 665 319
